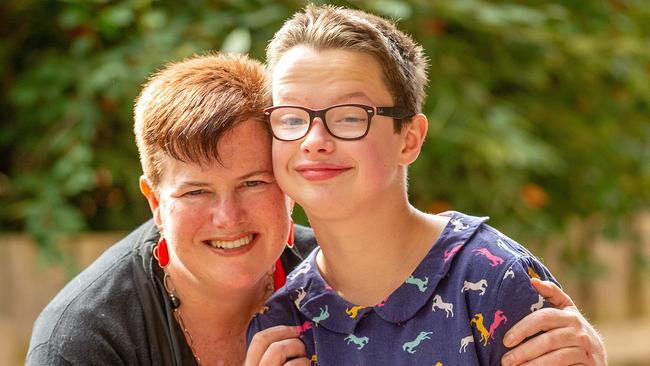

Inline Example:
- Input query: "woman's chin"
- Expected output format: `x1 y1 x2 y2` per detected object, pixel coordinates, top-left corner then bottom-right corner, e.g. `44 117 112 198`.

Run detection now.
213 269 271 291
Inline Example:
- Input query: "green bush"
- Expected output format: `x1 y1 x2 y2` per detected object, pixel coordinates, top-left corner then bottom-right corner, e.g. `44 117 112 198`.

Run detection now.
1 1 648 279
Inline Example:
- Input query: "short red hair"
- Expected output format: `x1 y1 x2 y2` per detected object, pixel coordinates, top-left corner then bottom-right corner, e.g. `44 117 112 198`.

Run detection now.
134 53 270 187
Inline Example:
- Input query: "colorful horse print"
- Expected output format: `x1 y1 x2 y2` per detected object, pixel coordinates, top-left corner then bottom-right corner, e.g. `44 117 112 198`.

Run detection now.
405 275 429 292
344 334 369 350
459 335 474 353
431 294 454 318
461 279 488 296
312 305 329 327
402 331 433 354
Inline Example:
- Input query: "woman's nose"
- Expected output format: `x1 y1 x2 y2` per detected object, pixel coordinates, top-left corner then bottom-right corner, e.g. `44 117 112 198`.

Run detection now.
211 196 246 228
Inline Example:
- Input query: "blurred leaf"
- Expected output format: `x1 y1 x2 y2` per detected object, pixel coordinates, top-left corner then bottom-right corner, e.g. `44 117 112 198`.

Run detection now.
221 27 252 54
0 0 648 279
369 0 413 19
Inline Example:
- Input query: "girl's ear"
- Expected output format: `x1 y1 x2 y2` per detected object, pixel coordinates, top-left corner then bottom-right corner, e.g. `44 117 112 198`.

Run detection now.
286 196 295 216
399 113 428 166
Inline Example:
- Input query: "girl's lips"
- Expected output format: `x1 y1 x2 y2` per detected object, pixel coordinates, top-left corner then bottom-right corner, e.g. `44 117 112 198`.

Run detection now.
294 164 352 181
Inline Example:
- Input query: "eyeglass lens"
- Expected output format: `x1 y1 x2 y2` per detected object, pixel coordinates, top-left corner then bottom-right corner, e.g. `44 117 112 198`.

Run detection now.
269 105 370 140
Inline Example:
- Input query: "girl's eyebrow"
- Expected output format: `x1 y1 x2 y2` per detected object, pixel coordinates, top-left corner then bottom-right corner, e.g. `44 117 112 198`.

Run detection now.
331 91 373 105
277 91 372 106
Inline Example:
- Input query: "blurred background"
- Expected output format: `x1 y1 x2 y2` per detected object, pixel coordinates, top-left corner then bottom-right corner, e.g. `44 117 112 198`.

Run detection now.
1 0 649 365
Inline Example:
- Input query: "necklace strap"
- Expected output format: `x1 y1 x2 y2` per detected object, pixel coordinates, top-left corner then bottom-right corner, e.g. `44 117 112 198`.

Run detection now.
162 271 201 365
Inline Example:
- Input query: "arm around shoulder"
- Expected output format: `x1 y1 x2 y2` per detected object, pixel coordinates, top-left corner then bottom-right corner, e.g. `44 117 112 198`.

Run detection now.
501 278 607 366
477 255 560 365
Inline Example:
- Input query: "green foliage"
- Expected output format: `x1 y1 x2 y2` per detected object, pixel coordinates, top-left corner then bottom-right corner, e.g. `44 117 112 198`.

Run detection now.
408 1 650 238
1 0 648 277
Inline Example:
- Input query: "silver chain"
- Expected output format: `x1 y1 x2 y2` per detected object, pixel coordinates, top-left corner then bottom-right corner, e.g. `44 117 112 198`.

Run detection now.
161 268 275 366
162 272 202 365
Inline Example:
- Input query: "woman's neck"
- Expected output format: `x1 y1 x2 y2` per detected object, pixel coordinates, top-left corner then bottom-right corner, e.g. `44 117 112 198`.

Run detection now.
164 267 269 365
310 200 448 306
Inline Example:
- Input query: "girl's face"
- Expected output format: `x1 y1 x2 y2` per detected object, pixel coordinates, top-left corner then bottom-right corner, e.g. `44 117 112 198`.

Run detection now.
270 46 407 220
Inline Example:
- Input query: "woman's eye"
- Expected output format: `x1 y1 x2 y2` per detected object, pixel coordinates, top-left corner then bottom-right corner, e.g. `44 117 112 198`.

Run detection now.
244 180 265 188
183 189 206 197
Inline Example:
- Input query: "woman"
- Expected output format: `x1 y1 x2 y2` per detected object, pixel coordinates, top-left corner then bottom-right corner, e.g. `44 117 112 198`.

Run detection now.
26 53 310 366
27 52 603 365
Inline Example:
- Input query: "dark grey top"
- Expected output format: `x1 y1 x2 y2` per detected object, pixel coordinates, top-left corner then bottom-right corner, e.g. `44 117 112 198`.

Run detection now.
26 220 317 365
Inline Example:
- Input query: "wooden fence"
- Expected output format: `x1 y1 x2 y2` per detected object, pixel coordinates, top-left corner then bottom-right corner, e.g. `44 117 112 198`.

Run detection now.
1 213 649 365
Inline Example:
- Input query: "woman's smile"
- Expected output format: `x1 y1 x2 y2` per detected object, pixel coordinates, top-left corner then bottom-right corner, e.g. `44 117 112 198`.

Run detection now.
202 233 258 257
206 233 255 250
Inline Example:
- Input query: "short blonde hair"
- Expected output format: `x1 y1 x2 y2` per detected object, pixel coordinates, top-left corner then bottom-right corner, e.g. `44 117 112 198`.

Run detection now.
267 4 428 132
134 53 270 187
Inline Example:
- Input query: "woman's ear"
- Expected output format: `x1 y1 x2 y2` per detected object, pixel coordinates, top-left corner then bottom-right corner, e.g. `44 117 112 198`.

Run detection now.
139 176 162 227
399 113 428 166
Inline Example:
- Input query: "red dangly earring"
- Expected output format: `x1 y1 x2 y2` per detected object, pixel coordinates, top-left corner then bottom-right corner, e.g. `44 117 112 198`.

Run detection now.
153 234 170 267
286 220 295 249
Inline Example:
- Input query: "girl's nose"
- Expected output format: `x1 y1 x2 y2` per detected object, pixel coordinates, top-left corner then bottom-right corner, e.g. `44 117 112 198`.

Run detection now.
300 118 334 154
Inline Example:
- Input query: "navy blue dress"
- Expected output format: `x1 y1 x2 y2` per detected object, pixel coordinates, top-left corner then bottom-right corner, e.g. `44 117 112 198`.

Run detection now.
248 212 559 366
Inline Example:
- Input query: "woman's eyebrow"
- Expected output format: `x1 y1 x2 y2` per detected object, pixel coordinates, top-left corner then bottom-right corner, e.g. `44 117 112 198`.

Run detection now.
238 169 274 181
176 181 211 189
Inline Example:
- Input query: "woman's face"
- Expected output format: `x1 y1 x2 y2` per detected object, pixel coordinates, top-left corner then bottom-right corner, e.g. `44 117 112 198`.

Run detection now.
151 119 290 292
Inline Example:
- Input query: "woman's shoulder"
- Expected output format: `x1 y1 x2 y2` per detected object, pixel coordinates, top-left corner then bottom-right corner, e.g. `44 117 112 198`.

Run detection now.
27 221 158 363
281 224 318 272
57 220 156 301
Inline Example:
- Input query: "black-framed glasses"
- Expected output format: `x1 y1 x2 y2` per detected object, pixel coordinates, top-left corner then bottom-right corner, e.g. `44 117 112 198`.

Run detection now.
263 103 413 141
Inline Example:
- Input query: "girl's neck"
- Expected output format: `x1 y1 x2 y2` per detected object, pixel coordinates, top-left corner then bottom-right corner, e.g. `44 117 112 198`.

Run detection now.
310 202 448 306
